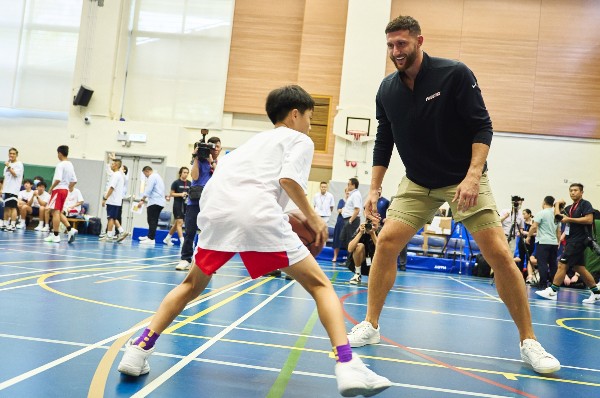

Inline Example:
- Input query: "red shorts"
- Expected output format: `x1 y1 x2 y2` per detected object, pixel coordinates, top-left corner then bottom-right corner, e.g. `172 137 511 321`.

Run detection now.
48 189 68 211
193 247 308 279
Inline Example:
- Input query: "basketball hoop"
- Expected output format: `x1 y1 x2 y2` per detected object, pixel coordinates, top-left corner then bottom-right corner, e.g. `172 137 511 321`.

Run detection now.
347 130 368 146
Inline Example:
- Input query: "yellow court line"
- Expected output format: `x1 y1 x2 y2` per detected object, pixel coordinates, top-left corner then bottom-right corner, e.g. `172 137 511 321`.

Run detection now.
169 331 600 388
0 259 103 265
88 277 253 398
94 275 135 284
557 318 600 340
0 274 45 287
163 277 274 334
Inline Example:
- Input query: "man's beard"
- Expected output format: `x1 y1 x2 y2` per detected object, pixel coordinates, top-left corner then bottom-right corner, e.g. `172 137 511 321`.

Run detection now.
392 46 418 72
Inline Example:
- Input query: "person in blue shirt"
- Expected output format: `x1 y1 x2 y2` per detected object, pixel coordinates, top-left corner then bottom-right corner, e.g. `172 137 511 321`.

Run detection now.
138 166 166 245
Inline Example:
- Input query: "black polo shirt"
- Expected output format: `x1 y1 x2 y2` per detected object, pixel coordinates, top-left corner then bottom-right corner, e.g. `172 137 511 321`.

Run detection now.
564 199 594 243
374 52 493 189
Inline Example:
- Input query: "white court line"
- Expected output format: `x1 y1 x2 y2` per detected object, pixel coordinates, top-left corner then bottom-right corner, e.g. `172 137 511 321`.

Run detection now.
449 276 503 302
0 277 254 391
0 253 177 279
131 280 296 397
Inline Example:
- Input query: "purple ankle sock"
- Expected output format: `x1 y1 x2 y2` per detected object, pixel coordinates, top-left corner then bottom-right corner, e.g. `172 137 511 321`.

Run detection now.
333 342 353 363
133 328 160 350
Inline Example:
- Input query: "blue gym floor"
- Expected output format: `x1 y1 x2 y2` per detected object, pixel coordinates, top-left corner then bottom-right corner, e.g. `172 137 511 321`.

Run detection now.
0 231 598 397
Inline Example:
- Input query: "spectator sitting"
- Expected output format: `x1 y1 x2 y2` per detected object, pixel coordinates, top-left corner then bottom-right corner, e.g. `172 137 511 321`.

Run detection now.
29 181 51 231
17 179 35 229
347 218 381 285
64 185 85 218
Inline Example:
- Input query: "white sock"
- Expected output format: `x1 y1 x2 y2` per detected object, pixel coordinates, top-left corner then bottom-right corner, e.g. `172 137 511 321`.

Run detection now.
166 234 172 239
108 230 115 238
118 227 124 234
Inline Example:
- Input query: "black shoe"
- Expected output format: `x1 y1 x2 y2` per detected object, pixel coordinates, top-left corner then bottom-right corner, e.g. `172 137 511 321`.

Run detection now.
399 264 406 271
265 269 282 277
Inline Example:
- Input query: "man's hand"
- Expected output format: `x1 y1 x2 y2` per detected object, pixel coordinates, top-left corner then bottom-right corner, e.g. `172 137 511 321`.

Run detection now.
358 223 366 234
452 175 480 212
364 190 381 222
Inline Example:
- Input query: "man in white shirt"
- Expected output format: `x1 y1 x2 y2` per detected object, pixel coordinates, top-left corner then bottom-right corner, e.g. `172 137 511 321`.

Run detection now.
44 145 78 244
118 85 390 397
339 178 363 251
64 186 84 216
500 196 525 254
313 181 335 224
101 159 129 242
16 179 35 229
138 166 166 245
2 147 24 231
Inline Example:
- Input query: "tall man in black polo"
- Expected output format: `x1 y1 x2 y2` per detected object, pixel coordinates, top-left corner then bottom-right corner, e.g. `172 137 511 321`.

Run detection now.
348 15 560 375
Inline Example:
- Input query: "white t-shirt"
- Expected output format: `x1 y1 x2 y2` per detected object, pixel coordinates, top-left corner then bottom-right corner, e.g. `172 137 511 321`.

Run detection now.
53 160 77 190
3 161 24 195
18 189 34 203
32 191 51 208
500 208 524 238
313 192 335 217
197 127 314 252
342 189 363 218
106 171 124 206
64 188 84 213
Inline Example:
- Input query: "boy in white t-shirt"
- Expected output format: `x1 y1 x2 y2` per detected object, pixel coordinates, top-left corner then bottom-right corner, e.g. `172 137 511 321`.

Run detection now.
16 179 35 229
29 181 51 231
44 145 78 244
100 159 128 242
117 86 391 397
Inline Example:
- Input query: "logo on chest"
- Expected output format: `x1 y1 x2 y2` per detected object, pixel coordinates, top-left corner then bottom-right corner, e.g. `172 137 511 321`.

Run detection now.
425 91 441 102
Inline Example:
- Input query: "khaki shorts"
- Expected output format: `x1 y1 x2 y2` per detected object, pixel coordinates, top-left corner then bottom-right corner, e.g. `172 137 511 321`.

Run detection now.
386 174 501 233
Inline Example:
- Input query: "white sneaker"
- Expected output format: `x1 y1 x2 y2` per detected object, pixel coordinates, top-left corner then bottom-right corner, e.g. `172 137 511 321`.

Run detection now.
5 225 15 232
117 340 154 376
349 273 361 285
582 291 600 304
175 260 191 271
116 232 130 243
41 225 50 232
163 236 174 246
138 236 148 241
139 239 155 245
520 339 560 374
34 224 44 231
67 228 77 243
347 321 380 348
44 234 61 243
16 223 25 229
335 354 391 397
535 287 557 301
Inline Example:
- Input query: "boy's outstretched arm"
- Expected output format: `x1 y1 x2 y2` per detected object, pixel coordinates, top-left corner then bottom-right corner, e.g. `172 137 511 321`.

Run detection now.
280 178 328 247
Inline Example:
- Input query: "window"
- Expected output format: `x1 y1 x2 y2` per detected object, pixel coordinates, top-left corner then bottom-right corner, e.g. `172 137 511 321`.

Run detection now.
0 0 81 112
122 0 235 126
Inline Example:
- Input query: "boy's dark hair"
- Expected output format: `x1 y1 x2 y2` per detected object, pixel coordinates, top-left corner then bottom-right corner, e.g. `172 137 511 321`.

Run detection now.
265 85 315 124
142 166 152 172
385 15 421 35
37 181 47 188
57 145 69 157
23 179 33 186
569 183 584 191
122 165 128 175
320 181 327 185
178 166 189 177
543 196 555 206
349 178 359 189
207 136 220 145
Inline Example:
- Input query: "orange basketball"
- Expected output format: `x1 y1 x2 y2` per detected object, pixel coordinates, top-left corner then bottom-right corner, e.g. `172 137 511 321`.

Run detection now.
287 210 325 257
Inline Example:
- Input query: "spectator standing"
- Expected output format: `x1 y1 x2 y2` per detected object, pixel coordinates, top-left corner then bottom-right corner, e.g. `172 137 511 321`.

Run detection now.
164 167 190 246
101 159 128 242
138 166 166 245
313 181 335 224
331 189 349 262
2 147 24 231
339 178 362 254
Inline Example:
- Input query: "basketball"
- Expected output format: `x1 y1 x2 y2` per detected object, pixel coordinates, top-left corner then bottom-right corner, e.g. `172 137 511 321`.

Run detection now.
287 210 325 257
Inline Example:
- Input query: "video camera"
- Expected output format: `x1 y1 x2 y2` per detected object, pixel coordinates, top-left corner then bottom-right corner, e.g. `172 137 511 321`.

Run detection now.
511 195 524 208
191 128 216 165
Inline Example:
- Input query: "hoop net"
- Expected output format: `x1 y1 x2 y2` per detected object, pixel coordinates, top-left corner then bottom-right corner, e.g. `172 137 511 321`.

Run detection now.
347 130 367 147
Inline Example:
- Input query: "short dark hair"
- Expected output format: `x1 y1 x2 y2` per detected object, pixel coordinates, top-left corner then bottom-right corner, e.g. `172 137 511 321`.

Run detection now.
122 165 128 175
543 196 555 206
9 147 18 155
37 181 47 188
142 166 152 172
265 85 315 124
320 181 327 186
178 166 189 177
523 208 532 216
569 183 584 191
208 136 220 145
349 178 359 189
57 145 69 157
23 179 33 186
385 15 421 36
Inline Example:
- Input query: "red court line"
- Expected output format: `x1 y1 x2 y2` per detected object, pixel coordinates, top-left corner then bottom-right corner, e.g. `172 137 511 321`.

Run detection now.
340 290 538 398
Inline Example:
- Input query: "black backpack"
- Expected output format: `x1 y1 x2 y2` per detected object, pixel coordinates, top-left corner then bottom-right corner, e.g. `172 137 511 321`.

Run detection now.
473 253 491 277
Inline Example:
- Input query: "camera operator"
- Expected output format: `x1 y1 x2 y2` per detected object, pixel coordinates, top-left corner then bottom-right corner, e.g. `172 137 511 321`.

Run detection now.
500 196 525 255
176 129 221 271
536 183 600 304
347 218 381 285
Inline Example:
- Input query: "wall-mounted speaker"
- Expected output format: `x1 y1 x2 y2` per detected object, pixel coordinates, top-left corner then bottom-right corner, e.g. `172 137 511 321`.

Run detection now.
73 85 94 107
